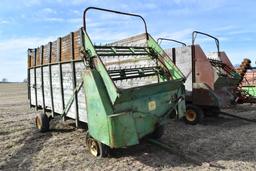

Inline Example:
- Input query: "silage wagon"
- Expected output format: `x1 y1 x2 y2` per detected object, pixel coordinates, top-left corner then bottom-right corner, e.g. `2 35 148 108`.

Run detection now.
27 7 186 157
159 31 249 124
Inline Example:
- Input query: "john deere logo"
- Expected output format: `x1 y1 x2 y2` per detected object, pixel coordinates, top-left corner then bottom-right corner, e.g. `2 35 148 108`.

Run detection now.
148 100 156 111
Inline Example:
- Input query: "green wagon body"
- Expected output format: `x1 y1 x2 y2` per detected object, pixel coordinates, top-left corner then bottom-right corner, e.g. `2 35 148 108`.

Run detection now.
27 7 186 150
82 30 186 148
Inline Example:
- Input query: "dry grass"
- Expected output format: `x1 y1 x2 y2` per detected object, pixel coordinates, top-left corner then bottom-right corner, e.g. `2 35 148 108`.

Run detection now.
0 83 256 170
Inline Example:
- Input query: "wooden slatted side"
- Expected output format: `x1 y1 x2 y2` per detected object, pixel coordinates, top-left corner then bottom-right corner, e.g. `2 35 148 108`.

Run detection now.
28 28 86 125
28 49 34 67
28 28 82 68
36 47 40 65
51 40 58 63
74 30 81 60
61 34 71 62
27 51 31 68
43 44 49 64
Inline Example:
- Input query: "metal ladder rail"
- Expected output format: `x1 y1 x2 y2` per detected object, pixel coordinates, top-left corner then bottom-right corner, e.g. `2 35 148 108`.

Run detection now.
108 66 160 81
94 46 150 56
95 45 163 81
208 59 227 76
209 59 236 77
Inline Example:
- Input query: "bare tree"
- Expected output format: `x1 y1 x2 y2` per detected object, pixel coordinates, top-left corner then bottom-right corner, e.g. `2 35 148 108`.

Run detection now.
23 78 28 83
1 78 8 82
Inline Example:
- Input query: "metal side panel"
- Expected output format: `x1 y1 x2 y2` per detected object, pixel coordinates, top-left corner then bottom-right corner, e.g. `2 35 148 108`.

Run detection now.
110 33 147 46
102 54 158 89
36 68 43 107
75 62 87 122
51 65 63 114
30 62 87 122
30 69 35 105
43 66 52 109
220 51 234 69
193 45 215 89
208 51 234 69
206 52 229 80
206 52 220 60
168 46 193 91
101 33 158 89
62 63 76 119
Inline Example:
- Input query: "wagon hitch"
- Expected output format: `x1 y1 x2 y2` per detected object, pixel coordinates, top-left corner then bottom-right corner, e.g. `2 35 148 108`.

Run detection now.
219 111 256 123
147 139 225 169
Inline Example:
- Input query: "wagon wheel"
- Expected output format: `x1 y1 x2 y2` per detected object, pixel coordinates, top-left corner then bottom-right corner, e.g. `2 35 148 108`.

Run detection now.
184 104 204 125
35 112 49 132
85 131 110 157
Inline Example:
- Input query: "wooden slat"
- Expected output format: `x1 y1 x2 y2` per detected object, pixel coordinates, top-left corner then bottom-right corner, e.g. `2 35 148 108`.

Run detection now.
51 40 58 63
43 44 49 64
36 47 40 66
30 29 82 65
29 49 35 67
61 35 71 62
74 30 81 60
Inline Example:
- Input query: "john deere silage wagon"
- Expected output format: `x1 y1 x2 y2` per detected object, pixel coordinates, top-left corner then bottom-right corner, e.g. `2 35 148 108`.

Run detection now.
27 7 186 157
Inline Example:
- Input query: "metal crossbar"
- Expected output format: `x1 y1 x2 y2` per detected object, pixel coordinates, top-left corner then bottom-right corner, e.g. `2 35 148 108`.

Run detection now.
60 81 84 118
94 46 150 56
108 66 160 81
208 58 235 76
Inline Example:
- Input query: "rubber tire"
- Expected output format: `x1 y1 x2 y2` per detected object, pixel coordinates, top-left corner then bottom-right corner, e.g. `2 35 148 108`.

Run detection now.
149 125 164 139
184 104 204 125
98 142 110 158
35 112 49 132
86 131 110 158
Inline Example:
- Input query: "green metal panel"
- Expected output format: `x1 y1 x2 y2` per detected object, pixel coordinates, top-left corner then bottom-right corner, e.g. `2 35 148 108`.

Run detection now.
107 112 139 148
242 86 256 96
83 31 119 105
82 30 186 148
132 112 157 138
176 84 186 118
114 80 185 117
147 34 185 80
83 69 113 145
83 32 97 57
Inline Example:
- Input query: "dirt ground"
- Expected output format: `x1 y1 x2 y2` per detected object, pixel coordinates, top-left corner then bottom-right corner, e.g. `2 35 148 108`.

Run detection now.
0 83 256 171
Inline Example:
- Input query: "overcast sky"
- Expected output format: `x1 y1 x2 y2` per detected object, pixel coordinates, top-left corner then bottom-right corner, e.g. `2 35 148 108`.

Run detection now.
0 0 256 82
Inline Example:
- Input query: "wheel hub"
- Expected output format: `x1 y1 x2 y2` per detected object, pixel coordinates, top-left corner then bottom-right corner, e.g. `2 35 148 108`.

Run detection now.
35 116 42 129
186 110 196 122
89 139 99 157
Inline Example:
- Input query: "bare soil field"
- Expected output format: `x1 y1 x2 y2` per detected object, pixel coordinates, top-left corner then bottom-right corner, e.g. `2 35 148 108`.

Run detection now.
0 83 256 171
